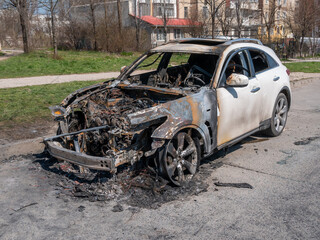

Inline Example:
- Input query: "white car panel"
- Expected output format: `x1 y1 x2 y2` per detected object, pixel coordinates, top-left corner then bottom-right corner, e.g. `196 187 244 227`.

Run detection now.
216 75 263 146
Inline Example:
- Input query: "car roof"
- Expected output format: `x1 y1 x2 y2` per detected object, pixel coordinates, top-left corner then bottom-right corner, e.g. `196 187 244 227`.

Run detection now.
151 38 263 55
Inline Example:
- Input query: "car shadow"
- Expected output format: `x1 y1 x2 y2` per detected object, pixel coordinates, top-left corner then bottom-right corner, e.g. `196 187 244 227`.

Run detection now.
201 135 270 166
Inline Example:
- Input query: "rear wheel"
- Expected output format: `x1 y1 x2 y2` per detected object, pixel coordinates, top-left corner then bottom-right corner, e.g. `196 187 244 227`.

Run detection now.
264 93 288 137
157 131 200 186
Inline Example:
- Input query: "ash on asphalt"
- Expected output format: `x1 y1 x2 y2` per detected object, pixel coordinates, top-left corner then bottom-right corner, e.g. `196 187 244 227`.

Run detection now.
30 152 214 209
294 136 320 145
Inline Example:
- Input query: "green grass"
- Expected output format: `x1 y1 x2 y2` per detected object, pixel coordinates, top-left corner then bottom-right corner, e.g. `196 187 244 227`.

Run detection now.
0 80 103 124
0 51 5 56
0 50 141 79
284 62 320 73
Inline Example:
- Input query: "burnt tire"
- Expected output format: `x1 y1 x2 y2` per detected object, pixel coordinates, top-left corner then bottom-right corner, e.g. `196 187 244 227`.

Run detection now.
264 93 288 137
157 132 200 186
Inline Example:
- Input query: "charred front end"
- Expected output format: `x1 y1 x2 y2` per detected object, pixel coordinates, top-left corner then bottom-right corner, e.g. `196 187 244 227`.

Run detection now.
44 82 185 172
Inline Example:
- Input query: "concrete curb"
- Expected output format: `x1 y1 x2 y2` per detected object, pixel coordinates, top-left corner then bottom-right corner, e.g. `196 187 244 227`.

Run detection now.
290 77 315 88
0 77 316 160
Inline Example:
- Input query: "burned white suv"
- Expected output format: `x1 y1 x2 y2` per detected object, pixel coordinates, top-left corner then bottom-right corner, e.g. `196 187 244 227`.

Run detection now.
45 38 291 186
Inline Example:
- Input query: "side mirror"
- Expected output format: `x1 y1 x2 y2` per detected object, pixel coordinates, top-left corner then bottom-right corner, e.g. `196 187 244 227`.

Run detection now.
226 73 249 87
120 66 127 73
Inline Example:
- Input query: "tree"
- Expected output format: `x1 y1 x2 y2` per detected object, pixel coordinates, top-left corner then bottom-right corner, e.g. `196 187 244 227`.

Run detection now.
103 0 109 51
285 0 320 57
116 0 122 36
88 0 98 51
294 0 319 57
261 0 278 43
160 0 169 42
201 0 225 38
40 0 59 57
133 0 143 50
217 1 233 36
185 5 205 37
4 0 36 53
0 7 21 48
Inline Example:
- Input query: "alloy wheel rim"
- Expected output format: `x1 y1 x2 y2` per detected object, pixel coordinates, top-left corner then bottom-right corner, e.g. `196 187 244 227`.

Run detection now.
274 97 288 133
164 132 198 185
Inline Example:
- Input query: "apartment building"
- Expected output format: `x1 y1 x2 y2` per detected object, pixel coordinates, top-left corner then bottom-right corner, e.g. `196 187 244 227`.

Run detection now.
69 0 300 48
259 0 296 40
130 0 202 46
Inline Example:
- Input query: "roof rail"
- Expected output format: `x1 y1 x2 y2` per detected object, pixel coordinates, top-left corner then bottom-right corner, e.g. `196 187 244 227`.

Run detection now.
225 38 263 45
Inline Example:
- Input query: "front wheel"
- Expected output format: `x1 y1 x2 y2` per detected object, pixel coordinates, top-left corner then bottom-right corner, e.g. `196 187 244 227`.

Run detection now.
264 93 288 137
157 132 200 186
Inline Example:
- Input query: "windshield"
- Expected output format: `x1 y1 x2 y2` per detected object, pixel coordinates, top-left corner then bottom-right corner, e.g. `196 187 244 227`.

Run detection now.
124 52 219 89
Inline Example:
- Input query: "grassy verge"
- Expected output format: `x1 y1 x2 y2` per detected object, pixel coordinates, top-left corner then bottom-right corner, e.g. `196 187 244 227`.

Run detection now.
0 80 103 125
0 50 141 79
284 62 320 73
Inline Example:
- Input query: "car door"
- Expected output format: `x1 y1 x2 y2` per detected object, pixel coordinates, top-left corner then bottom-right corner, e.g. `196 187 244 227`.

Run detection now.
248 49 284 121
216 50 264 147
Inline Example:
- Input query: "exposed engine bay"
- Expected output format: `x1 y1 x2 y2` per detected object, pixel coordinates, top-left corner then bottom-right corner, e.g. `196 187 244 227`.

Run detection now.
51 85 184 164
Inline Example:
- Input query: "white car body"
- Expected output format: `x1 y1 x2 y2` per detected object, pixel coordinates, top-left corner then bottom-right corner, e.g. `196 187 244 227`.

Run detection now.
214 42 291 146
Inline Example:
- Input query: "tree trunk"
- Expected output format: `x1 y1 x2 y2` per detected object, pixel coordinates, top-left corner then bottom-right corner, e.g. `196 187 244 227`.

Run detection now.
51 4 58 57
134 0 140 50
135 21 140 50
104 0 109 51
117 0 122 36
211 0 215 38
267 26 271 43
299 35 305 58
18 8 29 53
90 2 98 51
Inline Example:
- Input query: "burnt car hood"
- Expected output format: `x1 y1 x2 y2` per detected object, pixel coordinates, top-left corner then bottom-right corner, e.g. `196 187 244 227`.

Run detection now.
59 81 215 139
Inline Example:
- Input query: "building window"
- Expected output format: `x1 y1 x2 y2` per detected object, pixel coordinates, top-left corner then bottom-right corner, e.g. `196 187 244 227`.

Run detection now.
174 29 183 39
166 7 174 17
184 7 188 18
153 3 175 18
202 6 208 19
157 29 165 41
139 3 150 16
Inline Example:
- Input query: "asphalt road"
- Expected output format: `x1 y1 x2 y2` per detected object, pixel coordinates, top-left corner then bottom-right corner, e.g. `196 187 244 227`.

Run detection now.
0 80 320 240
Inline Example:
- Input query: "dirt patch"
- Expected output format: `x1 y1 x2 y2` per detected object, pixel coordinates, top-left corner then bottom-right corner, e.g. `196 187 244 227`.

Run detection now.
0 119 56 145
29 152 220 209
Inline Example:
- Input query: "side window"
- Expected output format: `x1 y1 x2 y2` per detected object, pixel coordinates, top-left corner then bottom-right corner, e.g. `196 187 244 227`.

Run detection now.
249 50 269 74
266 53 279 68
219 50 250 87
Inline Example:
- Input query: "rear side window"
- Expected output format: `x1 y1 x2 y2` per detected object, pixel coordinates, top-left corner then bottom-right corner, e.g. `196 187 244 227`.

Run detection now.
266 53 279 68
249 50 269 74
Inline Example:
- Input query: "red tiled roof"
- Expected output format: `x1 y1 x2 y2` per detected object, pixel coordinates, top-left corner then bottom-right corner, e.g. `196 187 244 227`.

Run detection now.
131 15 201 27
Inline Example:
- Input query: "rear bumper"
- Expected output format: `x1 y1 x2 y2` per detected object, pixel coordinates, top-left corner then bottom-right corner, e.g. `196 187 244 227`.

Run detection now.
45 141 115 171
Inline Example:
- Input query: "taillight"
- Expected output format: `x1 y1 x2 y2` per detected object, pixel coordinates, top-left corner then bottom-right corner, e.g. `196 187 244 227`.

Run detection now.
286 69 290 76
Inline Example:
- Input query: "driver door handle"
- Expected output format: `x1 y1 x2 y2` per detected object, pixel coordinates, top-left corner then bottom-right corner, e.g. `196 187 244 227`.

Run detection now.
273 76 280 81
251 87 260 93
